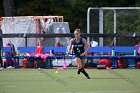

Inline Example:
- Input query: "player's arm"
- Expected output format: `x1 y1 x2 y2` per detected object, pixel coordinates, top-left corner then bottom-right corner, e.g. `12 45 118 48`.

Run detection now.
81 38 90 56
67 39 73 54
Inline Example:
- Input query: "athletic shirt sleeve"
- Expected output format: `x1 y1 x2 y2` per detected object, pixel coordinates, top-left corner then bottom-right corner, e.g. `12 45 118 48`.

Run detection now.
72 38 85 55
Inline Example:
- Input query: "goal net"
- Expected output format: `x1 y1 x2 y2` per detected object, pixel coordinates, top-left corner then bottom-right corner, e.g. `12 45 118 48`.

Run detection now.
88 7 140 46
0 16 70 48
1 16 36 47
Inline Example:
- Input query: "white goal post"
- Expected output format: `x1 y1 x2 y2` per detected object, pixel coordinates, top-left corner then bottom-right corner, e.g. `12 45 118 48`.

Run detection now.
87 7 140 46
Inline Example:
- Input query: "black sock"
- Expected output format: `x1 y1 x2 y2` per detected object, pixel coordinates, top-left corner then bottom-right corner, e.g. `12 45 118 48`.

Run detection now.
81 68 90 79
77 68 83 75
0 57 3 67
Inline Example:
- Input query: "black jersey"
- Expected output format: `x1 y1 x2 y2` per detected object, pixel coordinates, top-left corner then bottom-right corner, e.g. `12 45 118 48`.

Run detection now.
72 37 85 55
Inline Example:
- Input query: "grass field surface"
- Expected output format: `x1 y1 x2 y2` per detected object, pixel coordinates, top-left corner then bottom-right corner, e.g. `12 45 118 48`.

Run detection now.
0 68 140 93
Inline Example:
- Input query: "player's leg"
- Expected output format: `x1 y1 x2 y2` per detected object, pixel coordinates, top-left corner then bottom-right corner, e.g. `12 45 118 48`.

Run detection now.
80 59 90 79
81 59 85 68
74 57 83 74
0 56 3 67
75 57 90 79
0 48 3 68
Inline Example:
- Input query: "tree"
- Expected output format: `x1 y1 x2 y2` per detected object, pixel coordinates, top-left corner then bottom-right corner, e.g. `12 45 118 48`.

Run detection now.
3 0 15 16
1 0 139 34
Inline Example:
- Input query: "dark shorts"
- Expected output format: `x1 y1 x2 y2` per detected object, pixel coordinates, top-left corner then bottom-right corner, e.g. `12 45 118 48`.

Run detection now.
73 55 86 59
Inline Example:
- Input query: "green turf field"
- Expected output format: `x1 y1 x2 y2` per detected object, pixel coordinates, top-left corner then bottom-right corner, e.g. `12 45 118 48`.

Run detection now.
0 68 140 93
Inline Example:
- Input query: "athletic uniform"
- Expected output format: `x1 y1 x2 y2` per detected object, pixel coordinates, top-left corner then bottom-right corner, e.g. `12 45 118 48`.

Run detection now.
71 37 90 79
72 37 85 59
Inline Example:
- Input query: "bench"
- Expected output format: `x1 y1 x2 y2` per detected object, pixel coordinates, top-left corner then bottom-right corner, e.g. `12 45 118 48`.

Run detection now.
3 47 36 68
43 46 67 54
44 46 117 68
17 47 36 53
16 47 37 68
43 46 69 68
2 46 140 69
1 47 16 68
87 46 117 68
88 46 139 68
112 46 139 68
16 46 68 68
16 46 36 59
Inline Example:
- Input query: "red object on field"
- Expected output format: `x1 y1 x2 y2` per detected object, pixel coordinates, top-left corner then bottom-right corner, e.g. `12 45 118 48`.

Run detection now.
36 46 43 54
118 58 125 68
22 58 29 68
3 59 14 68
35 46 47 59
137 62 140 68
98 59 112 68
22 58 37 68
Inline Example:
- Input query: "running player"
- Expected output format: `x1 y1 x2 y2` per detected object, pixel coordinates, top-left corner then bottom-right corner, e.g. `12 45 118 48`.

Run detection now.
68 28 90 79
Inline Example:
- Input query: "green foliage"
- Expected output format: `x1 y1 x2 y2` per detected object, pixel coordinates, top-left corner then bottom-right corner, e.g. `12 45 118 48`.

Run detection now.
0 0 4 16
1 0 140 33
104 11 114 33
105 10 140 34
15 0 52 16
104 10 140 45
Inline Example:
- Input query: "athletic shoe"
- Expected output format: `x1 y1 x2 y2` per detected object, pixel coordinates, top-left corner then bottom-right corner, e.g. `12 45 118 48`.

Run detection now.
7 66 14 69
77 69 81 75
86 75 90 79
0 67 4 71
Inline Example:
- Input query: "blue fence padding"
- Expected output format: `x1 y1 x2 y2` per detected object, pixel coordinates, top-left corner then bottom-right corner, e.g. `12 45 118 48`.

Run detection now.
89 46 138 53
43 46 67 53
89 46 112 52
2 46 140 69
112 46 137 52
43 46 55 53
2 47 12 52
17 47 36 53
16 46 138 54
